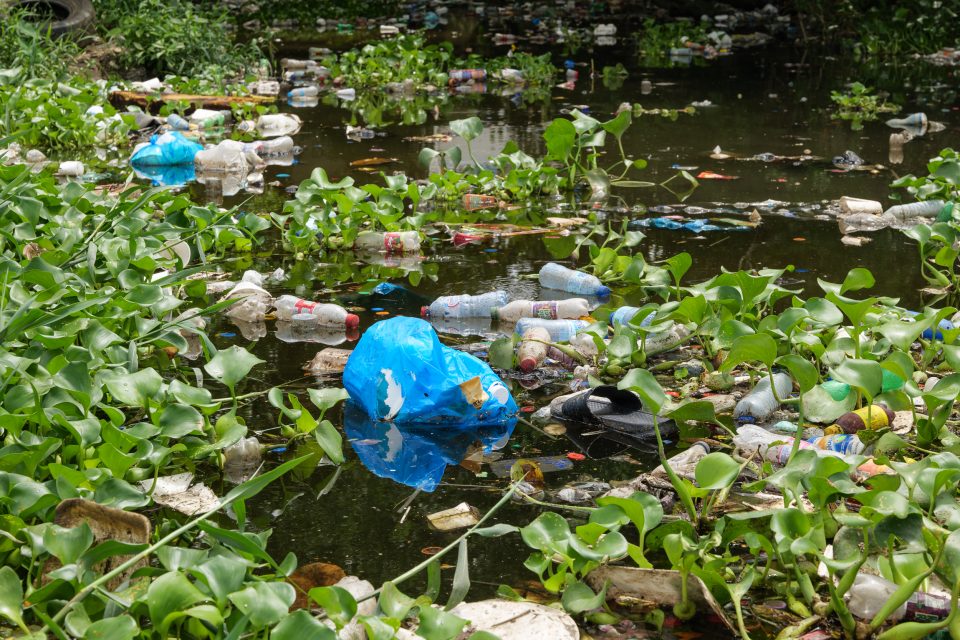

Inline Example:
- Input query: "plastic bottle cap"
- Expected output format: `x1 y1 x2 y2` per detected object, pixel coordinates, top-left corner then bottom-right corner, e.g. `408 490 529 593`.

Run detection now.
345 314 360 329
596 285 612 299
519 357 537 372
420 306 429 317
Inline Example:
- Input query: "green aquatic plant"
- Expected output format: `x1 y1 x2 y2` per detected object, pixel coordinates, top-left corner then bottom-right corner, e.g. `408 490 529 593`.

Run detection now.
830 81 900 130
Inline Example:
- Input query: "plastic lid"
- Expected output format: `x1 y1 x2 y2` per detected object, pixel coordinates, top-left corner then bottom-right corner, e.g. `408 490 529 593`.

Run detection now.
596 285 612 299
420 306 429 317
345 313 360 329
519 357 537 373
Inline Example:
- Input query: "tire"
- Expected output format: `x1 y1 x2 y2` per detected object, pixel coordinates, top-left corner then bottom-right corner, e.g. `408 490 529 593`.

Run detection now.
12 0 96 38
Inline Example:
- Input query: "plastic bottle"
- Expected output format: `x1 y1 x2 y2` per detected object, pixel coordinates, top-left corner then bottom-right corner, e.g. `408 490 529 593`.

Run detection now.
824 404 894 435
650 441 710 479
610 306 654 327
195 140 251 173
500 68 524 83
838 213 896 234
806 434 865 455
846 573 951 622
354 231 421 254
335 88 356 100
463 194 500 211
448 69 486 83
281 58 317 70
884 200 945 221
733 373 793 421
57 161 85 177
166 113 191 131
539 263 611 298
885 113 927 130
518 326 551 372
273 295 359 328
491 299 590 323
189 109 228 128
256 114 302 138
421 291 510 320
288 85 319 98
244 136 295 157
640 324 691 356
839 196 883 216
514 318 588 342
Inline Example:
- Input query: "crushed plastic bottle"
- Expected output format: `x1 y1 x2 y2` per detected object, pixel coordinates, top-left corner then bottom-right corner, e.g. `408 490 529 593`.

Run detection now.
491 299 590 323
243 136 296 157
514 318 588 342
255 113 302 138
421 291 509 320
610 306 654 327
846 573 951 623
221 281 273 321
733 373 793 422
518 326 551 372
195 140 260 173
354 231 421 254
274 295 359 328
884 200 945 221
650 441 710 479
539 263 611 298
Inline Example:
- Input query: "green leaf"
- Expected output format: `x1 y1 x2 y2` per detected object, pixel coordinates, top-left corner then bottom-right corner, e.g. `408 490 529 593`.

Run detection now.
544 118 576 161
313 420 344 465
694 452 740 490
379 581 415 620
561 580 607 615
84 615 138 640
488 336 515 370
450 117 483 142
776 354 819 393
601 110 631 140
309 586 358 629
445 538 470 610
359 615 399 640
158 403 204 438
228 582 295 627
722 333 777 372
147 572 208 637
0 566 25 629
204 346 264 391
831 359 883 400
617 368 666 414
193 556 246 608
417 606 468 640
419 147 440 169
307 388 349 416
43 523 93 565
272 610 336 640
104 367 163 408
840 268 876 294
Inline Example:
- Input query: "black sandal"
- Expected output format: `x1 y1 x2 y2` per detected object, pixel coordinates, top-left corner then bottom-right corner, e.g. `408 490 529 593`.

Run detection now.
551 386 677 439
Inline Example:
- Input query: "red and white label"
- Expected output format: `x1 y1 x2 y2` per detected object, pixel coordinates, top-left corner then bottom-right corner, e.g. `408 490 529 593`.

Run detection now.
295 299 317 313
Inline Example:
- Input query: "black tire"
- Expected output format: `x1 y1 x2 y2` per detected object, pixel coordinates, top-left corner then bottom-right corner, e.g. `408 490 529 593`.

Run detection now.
12 0 96 38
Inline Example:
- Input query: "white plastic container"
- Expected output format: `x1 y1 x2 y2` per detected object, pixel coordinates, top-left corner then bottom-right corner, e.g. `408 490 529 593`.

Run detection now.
733 373 793 421
195 140 250 173
273 295 359 328
539 263 611 297
354 231 421 253
421 291 509 320
846 573 950 622
514 318 589 342
839 196 883 216
491 299 590 323
335 88 357 101
57 161 85 177
518 327 551 372
189 109 228 127
221 281 273 321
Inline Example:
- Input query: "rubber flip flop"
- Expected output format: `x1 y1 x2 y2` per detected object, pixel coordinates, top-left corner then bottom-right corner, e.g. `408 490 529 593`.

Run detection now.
551 385 677 439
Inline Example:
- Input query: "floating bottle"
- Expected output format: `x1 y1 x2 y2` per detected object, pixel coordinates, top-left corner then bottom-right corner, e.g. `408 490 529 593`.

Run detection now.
354 231 421 254
514 318 588 342
846 573 951 623
518 327 551 372
243 136 295 157
539 262 611 298
166 113 191 131
255 113 302 137
448 69 486 83
273 295 359 328
491 299 590 323
884 200 945 221
650 441 710 479
733 373 793 422
189 109 228 128
288 85 319 98
463 194 500 211
884 112 927 130
421 291 509 320
640 324 691 356
610 306 654 327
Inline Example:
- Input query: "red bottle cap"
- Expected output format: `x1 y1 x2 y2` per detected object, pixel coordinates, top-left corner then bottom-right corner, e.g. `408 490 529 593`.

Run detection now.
519 357 537 372
345 314 360 329
420 306 429 317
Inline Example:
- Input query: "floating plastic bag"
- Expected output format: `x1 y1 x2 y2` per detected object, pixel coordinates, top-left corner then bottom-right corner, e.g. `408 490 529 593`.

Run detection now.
344 316 517 425
344 402 514 491
130 131 203 167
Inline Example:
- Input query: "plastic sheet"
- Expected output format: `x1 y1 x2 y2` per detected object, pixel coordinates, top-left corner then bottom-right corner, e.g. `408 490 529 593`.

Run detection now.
343 317 517 425
344 402 514 491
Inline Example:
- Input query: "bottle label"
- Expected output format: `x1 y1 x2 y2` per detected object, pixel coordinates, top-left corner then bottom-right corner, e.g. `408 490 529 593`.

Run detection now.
906 593 951 621
294 299 316 313
531 302 558 319
383 232 402 253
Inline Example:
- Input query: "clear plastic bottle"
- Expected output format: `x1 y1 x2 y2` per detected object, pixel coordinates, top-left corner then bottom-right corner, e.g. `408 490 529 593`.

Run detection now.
806 434 865 455
650 441 710 479
255 114 302 138
640 324 691 355
518 326 551 372
846 573 951 622
491 299 589 323
885 113 927 130
273 295 359 328
610 306 654 327
166 113 190 131
539 263 611 298
288 85 319 98
421 291 509 320
189 109 228 128
335 88 356 100
281 58 317 70
244 136 295 157
514 318 588 342
733 373 793 422
354 231 421 253
195 140 250 173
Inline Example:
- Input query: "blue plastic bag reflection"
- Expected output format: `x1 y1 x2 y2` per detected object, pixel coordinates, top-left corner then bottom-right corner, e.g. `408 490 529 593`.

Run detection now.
132 164 196 187
344 402 515 492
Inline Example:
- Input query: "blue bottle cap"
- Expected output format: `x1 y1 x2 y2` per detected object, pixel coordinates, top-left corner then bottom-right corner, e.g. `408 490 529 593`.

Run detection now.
596 285 611 299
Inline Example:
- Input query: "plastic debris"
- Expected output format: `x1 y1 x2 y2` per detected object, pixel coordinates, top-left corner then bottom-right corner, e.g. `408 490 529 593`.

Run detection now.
141 473 219 515
448 600 579 640
491 299 590 323
426 502 480 531
130 132 203 167
422 291 509 320
733 372 793 422
221 280 273 321
539 262 611 298
304 347 353 373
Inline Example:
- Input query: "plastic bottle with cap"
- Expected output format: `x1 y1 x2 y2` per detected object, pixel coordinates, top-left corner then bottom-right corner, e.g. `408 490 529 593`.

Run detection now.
354 231 421 254
514 318 588 342
166 113 191 131
491 299 590 323
518 326 551 372
539 262 611 298
273 295 359 328
421 291 509 320
733 373 793 422
288 85 319 98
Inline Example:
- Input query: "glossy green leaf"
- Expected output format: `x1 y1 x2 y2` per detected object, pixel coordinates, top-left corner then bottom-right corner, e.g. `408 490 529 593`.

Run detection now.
694 452 740 490
309 586 358 629
228 582 295 627
204 346 264 391
417 605 468 640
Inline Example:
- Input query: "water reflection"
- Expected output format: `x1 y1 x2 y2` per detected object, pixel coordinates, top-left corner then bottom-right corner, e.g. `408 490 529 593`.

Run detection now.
343 402 515 491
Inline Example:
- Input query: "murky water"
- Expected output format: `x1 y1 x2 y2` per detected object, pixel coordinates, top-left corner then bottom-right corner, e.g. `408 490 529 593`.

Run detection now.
186 38 959 601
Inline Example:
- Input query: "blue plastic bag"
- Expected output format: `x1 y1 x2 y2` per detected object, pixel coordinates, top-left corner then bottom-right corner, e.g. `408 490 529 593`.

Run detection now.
344 316 518 425
130 131 203 167
344 402 514 491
